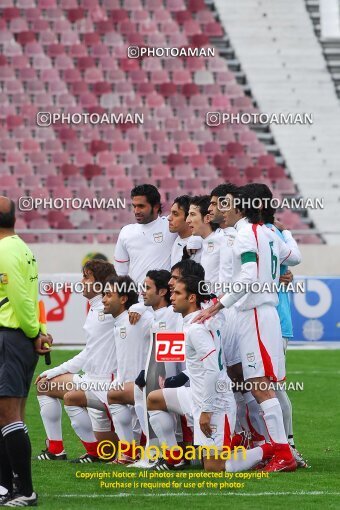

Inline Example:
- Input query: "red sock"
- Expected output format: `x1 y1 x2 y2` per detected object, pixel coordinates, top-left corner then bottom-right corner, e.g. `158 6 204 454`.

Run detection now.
140 433 147 447
81 440 99 457
223 415 231 448
260 443 274 460
48 440 64 455
165 449 183 465
274 443 293 460
180 416 193 443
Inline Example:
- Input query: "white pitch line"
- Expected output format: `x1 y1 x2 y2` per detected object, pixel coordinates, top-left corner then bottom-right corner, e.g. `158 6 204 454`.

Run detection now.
43 492 340 498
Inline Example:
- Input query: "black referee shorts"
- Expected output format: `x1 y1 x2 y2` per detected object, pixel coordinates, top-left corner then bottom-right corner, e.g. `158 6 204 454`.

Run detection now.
0 328 39 398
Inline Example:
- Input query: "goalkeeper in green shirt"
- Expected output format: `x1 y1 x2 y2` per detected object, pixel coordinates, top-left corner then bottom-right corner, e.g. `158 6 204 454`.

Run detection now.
0 196 52 507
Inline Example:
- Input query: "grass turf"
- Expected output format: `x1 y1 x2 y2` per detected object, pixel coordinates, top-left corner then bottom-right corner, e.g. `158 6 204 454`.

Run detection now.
25 349 340 509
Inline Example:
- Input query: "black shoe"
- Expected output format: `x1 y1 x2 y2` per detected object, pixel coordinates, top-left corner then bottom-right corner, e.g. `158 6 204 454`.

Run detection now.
69 453 103 464
151 458 187 471
3 492 37 507
35 449 67 461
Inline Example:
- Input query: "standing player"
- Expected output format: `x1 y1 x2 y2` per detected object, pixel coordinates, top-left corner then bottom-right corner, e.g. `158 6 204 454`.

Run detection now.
186 196 221 287
35 260 117 463
147 276 273 472
194 183 302 471
0 197 52 506
114 184 177 284
168 195 202 266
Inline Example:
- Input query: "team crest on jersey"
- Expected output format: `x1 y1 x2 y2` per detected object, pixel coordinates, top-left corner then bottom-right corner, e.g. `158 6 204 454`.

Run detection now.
226 236 234 247
0 273 8 284
98 311 105 322
207 241 214 253
158 321 166 330
120 327 127 339
153 232 163 243
247 352 255 363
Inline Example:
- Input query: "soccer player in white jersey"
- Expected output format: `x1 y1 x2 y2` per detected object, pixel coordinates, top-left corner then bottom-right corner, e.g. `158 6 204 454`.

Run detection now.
194 183 302 472
35 260 117 462
114 184 177 283
147 276 274 472
168 195 202 266
186 195 221 287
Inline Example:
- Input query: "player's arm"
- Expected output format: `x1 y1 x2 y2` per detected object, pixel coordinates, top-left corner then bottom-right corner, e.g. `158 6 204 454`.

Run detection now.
2 253 40 339
114 228 130 275
277 232 301 266
35 347 88 382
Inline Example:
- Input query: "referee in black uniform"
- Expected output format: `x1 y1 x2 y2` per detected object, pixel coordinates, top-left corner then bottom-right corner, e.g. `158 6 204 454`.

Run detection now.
0 197 52 507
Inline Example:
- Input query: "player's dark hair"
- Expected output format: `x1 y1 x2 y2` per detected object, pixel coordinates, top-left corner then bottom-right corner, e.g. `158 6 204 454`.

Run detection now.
91 252 108 261
171 259 205 280
172 195 191 218
238 183 273 224
104 275 139 309
210 183 238 199
131 184 162 214
146 269 171 305
83 259 116 285
190 195 218 231
177 275 205 307
0 199 15 229
257 184 276 224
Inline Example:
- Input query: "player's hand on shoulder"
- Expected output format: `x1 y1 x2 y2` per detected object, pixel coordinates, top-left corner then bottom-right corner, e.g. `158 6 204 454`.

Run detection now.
128 311 141 325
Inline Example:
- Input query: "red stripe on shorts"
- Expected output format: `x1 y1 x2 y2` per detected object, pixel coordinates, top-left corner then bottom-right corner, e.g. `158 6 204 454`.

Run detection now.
253 308 276 382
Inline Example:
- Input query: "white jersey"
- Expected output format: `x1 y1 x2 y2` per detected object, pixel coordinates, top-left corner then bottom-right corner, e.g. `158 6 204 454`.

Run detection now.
113 309 153 383
57 295 117 378
218 227 236 285
151 305 180 333
170 235 202 267
221 219 301 311
200 231 221 287
183 310 227 413
114 216 177 283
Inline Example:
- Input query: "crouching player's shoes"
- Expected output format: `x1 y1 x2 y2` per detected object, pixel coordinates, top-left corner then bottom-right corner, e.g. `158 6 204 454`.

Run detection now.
291 446 309 469
151 458 187 471
111 454 137 466
69 453 104 463
35 449 67 461
2 492 38 507
263 445 297 472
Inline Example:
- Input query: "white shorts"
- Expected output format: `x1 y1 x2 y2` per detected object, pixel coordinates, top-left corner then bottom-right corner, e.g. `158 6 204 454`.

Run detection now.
236 305 285 382
72 374 114 432
163 386 225 450
222 307 241 367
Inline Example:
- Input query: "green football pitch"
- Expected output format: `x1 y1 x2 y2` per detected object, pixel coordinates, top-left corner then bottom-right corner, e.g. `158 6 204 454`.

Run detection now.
26 349 340 509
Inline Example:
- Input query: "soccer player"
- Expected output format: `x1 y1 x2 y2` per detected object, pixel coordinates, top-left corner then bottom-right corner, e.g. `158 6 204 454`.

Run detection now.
261 190 308 467
35 259 117 463
186 196 221 287
114 184 177 284
168 195 202 266
193 183 302 471
0 197 52 506
147 276 273 472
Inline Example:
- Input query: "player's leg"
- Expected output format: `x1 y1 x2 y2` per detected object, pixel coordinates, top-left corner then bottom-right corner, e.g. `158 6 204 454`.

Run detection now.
107 382 134 405
63 389 103 463
107 383 136 463
239 306 296 472
36 373 75 460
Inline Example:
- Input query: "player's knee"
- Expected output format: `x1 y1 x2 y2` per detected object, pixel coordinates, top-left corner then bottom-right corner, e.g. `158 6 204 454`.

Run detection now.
203 458 224 472
147 391 160 410
64 391 78 406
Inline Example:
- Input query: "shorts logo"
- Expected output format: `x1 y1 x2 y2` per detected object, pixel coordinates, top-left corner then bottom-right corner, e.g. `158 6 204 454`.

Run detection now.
247 352 255 363
120 327 127 339
155 332 185 362
0 273 8 284
153 232 163 243
207 241 214 253
98 311 105 322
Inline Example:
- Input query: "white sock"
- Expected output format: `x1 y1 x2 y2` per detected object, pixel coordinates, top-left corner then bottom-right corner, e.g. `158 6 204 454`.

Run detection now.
244 392 268 444
109 404 133 443
234 392 249 433
133 385 148 437
37 396 63 441
226 446 264 472
64 405 97 443
148 410 178 449
275 388 293 441
260 398 287 445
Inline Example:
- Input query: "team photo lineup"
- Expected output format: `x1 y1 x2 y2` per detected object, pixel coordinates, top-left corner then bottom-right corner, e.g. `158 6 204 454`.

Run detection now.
0 0 339 507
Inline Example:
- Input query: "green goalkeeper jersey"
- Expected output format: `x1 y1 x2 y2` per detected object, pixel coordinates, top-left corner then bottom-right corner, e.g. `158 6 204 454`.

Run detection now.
0 234 40 339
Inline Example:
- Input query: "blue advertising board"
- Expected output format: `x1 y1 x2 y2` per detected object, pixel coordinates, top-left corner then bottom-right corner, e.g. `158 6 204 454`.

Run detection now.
291 277 340 341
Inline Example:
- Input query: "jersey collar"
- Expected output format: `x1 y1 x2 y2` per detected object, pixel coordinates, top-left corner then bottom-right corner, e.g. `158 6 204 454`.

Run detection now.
89 294 103 309
182 310 201 325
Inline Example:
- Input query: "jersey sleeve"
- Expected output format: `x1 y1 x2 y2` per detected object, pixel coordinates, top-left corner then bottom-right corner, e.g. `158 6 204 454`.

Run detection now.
114 228 130 275
1 252 40 339
278 231 301 266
